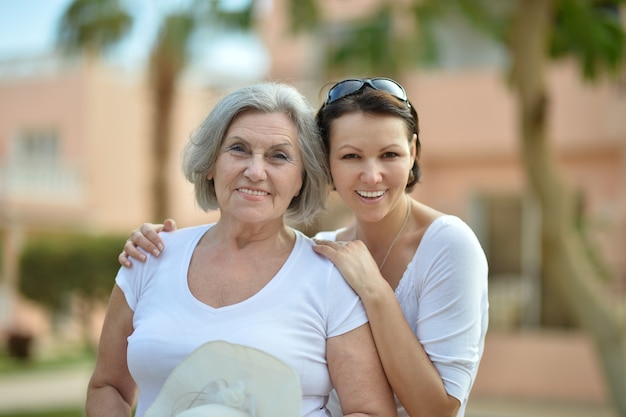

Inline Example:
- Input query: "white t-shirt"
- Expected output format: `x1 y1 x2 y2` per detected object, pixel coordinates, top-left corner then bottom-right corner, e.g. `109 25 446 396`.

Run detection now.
316 215 489 417
116 224 368 417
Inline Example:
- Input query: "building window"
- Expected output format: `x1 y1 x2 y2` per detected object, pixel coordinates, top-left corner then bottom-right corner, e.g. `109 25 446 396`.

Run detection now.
474 193 541 329
13 129 60 165
483 195 523 276
2 128 82 202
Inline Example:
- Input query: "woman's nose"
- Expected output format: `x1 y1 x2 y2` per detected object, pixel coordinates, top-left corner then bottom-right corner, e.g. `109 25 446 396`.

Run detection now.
360 161 383 184
244 155 268 181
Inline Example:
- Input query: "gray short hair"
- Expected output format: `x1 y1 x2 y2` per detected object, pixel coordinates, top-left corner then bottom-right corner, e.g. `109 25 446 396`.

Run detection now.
182 82 330 226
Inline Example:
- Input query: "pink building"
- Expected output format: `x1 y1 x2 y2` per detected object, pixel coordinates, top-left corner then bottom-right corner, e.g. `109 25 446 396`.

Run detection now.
0 0 625 410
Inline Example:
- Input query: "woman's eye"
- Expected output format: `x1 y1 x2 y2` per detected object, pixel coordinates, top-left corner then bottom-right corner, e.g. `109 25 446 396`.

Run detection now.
382 152 398 158
227 144 247 153
341 153 359 160
270 152 290 161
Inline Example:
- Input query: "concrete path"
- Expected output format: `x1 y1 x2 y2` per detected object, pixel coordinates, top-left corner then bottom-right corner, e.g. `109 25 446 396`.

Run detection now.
467 396 617 417
0 365 619 417
0 363 92 413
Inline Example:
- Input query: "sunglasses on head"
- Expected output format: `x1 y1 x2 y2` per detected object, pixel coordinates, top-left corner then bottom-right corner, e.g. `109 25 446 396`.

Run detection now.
324 77 410 106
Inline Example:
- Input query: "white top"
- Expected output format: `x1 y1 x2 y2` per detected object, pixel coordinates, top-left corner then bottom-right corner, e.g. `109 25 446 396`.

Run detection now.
117 224 368 417
316 215 489 417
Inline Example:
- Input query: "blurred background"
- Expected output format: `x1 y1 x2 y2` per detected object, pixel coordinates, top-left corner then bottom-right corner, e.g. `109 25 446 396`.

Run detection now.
0 0 625 416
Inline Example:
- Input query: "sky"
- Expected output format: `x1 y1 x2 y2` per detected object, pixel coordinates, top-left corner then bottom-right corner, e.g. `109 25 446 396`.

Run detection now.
0 0 74 57
0 0 269 80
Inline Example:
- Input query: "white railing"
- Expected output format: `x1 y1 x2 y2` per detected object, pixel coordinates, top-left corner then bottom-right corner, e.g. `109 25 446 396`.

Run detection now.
0 54 76 81
0 161 84 204
488 273 540 330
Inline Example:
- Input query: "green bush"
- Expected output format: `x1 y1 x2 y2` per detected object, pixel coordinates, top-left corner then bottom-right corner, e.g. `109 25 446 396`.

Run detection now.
19 234 125 313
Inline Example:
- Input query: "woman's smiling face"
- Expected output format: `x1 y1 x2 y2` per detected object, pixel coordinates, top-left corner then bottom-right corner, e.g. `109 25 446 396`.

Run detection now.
328 111 416 222
209 110 303 225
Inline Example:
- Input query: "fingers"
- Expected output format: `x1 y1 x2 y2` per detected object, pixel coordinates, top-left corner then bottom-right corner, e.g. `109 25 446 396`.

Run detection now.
121 220 174 268
163 218 177 232
311 242 333 263
124 235 149 261
136 223 165 255
312 239 351 261
313 239 347 248
118 251 133 268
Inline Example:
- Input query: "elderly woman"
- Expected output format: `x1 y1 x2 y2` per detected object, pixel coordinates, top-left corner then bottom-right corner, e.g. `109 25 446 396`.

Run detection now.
86 83 396 417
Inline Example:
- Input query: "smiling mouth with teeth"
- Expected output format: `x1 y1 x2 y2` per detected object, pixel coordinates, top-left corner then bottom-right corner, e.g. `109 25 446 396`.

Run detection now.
239 188 269 196
357 190 386 198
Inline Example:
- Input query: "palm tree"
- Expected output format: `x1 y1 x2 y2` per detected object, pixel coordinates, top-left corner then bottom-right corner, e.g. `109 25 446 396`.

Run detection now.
148 12 195 221
57 0 132 59
286 0 626 414
57 0 256 222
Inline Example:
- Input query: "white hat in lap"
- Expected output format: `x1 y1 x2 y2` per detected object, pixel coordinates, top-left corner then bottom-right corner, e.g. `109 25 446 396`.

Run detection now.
145 341 302 417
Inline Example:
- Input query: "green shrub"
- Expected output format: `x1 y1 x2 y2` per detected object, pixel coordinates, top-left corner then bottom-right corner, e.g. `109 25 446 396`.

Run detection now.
19 234 125 313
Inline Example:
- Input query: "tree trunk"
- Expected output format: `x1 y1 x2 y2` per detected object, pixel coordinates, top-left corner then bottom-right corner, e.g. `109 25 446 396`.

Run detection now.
509 1 626 415
149 53 177 223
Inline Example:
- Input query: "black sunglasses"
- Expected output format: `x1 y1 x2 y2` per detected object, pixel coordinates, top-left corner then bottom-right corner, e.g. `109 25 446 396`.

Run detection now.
324 77 410 106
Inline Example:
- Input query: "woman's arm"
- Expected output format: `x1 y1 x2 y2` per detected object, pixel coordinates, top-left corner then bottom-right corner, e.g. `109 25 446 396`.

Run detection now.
327 323 397 417
118 219 177 267
359 282 461 417
314 240 462 417
86 285 137 417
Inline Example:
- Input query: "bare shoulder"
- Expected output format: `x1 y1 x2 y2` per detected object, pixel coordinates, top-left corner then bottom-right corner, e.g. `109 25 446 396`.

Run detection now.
412 200 446 231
